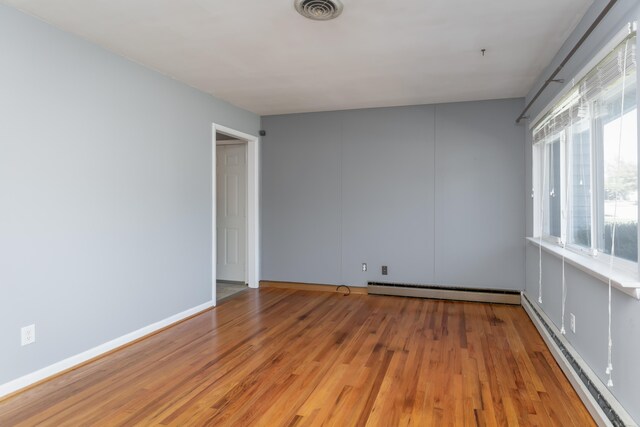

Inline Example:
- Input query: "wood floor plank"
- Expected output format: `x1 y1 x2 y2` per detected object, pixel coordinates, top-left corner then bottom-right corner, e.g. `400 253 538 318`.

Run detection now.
0 289 595 426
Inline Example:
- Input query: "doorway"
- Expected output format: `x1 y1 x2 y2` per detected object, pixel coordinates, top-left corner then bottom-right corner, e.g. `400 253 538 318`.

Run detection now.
212 124 260 304
217 140 247 283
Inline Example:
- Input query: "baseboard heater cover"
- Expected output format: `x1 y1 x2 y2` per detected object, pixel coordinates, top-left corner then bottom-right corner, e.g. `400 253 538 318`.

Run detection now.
522 294 636 427
367 282 521 305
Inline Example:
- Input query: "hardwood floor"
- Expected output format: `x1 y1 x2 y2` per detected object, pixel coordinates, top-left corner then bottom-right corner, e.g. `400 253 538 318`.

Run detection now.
0 289 594 426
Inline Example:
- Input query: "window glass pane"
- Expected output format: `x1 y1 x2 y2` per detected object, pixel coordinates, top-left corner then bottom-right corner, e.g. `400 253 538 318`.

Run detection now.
596 78 638 262
546 138 562 238
570 125 592 247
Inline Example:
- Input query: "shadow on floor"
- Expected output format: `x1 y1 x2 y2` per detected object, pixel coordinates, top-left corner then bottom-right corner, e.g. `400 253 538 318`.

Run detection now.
217 281 248 302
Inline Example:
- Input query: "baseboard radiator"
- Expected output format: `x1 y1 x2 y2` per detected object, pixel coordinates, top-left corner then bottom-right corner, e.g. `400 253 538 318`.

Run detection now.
522 294 636 427
367 282 521 305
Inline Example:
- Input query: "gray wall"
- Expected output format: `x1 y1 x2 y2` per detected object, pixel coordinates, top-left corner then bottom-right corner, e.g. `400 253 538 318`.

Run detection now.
524 0 640 422
0 5 260 386
261 99 525 290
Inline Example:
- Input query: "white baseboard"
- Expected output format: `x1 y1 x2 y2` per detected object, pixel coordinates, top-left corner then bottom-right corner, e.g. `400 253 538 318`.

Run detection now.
521 294 637 427
0 300 215 399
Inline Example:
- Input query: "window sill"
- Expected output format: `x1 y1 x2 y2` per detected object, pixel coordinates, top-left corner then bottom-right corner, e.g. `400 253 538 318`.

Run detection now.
526 237 640 300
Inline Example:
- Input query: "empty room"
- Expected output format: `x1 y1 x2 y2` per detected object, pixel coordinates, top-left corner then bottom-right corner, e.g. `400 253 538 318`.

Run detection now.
1 0 639 425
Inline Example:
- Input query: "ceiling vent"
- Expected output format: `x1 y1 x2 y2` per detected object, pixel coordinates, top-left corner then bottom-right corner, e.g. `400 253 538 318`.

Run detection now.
294 0 343 21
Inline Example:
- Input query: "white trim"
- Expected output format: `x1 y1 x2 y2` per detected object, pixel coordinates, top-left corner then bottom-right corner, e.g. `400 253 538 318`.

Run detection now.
0 300 214 398
247 133 260 289
212 124 260 291
527 237 640 299
530 23 636 130
212 129 217 303
522 295 637 427
216 140 245 146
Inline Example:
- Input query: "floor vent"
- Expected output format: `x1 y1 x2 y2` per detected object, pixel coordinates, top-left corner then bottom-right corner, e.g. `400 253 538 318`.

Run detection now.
522 294 634 427
367 282 521 305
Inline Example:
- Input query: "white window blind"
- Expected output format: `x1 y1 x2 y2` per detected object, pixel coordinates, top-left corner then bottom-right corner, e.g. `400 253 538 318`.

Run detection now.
533 34 636 145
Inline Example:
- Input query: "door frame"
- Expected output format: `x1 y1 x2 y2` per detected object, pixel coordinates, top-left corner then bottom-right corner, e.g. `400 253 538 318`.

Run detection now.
212 124 260 304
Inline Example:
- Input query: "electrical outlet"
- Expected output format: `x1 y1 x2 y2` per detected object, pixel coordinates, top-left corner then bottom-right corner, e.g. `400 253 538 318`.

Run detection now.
570 313 576 333
382 265 388 275
21 324 35 346
362 263 367 272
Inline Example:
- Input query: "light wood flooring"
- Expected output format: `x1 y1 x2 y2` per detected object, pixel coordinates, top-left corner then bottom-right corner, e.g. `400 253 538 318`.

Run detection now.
0 288 595 426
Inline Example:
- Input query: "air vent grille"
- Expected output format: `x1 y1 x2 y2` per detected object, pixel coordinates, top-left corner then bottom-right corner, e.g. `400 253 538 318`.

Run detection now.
294 0 343 21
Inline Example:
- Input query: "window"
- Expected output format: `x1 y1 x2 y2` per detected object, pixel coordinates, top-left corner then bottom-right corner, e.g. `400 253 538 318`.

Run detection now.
544 136 563 239
533 33 638 267
597 101 638 261
569 122 592 248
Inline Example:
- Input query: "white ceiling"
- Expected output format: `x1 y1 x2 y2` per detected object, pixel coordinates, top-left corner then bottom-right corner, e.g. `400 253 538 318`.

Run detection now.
3 0 593 115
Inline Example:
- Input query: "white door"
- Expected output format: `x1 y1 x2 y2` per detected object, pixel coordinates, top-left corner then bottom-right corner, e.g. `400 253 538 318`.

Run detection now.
216 144 247 282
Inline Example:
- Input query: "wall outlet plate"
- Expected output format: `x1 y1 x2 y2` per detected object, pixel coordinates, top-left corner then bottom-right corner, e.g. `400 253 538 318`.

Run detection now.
570 313 576 333
362 263 367 272
21 324 36 346
382 265 388 275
